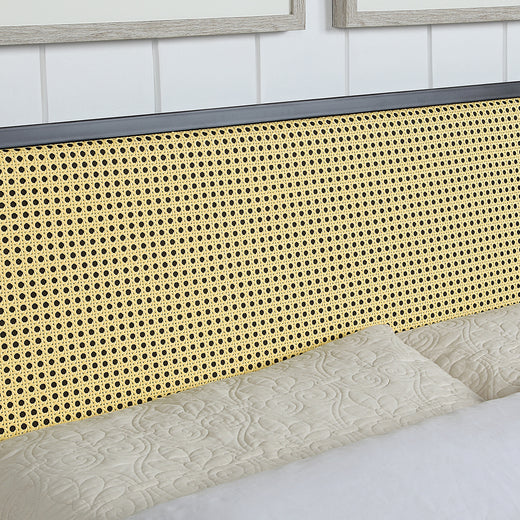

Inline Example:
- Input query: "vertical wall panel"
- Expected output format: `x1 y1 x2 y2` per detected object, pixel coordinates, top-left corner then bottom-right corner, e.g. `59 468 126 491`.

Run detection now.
0 46 42 127
0 1 517 129
507 21 520 81
159 35 256 112
432 23 504 88
349 26 429 95
46 40 155 122
259 0 346 103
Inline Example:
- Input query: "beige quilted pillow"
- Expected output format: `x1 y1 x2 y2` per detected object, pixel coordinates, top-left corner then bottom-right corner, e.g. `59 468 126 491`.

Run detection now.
398 304 520 400
0 325 479 520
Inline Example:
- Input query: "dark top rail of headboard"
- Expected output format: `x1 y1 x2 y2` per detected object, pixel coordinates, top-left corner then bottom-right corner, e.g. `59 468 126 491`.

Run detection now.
1 82 520 149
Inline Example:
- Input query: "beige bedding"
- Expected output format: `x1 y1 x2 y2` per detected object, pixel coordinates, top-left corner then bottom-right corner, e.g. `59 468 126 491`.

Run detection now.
398 304 520 400
0 325 480 520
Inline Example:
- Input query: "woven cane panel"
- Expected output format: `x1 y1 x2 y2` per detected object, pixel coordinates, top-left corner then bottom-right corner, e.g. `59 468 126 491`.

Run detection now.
1 97 520 440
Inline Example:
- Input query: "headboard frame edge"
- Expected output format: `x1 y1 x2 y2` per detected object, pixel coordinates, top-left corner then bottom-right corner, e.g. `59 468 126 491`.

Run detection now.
1 81 520 149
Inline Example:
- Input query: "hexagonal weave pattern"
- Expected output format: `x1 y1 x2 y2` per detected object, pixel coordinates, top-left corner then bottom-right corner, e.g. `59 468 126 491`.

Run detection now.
1 97 520 440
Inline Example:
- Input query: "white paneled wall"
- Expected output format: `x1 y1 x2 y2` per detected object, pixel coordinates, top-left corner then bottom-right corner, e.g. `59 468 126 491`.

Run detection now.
159 35 257 112
432 23 505 87
0 0 516 127
506 21 520 80
0 46 42 126
349 26 430 95
259 0 345 103
45 40 156 122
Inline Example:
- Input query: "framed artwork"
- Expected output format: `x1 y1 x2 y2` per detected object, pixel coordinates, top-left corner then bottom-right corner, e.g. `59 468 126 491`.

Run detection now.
333 0 520 27
0 0 305 46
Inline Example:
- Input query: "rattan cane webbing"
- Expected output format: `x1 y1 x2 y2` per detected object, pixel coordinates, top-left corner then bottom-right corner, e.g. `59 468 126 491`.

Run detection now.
1 97 520 440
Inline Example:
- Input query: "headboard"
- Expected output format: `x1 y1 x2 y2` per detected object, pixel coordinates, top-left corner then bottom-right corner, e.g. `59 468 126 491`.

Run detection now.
2 82 520 441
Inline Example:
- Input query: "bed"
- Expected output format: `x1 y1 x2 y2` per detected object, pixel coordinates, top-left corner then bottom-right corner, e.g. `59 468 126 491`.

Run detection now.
0 82 519 519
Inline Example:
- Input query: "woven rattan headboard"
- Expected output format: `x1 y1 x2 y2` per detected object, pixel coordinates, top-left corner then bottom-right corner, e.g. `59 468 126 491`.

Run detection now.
1 83 520 441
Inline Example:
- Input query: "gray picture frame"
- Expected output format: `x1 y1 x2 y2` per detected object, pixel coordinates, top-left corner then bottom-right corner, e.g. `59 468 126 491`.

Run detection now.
0 0 305 46
333 0 520 27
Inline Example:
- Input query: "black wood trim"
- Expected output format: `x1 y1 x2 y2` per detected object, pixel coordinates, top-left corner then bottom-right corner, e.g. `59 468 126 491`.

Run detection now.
1 82 520 149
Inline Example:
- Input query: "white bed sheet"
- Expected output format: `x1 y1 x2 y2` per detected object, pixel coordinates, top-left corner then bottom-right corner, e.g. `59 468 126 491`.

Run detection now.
130 392 520 520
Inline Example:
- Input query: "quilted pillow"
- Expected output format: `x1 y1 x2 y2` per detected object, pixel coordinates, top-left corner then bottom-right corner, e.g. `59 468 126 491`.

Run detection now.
398 304 520 400
0 324 479 520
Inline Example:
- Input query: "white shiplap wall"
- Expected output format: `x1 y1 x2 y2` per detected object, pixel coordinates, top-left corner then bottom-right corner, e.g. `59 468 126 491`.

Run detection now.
0 0 519 127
